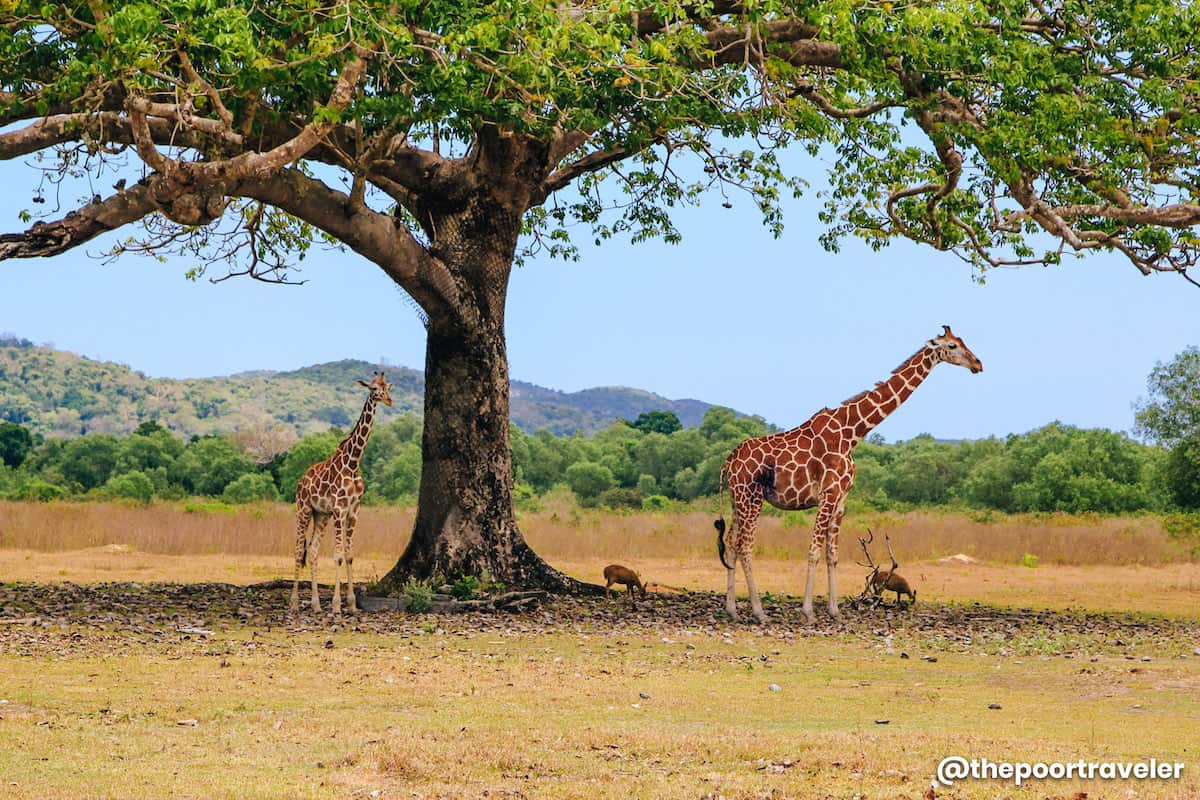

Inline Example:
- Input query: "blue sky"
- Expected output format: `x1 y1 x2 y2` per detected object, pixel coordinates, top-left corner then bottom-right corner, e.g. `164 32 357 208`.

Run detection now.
0 158 1195 442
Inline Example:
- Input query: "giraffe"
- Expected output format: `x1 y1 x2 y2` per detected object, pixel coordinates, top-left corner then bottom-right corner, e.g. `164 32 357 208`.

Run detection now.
714 326 982 624
290 371 393 614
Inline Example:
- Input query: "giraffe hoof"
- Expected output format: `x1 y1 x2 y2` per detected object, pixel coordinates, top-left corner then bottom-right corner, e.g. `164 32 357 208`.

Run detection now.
801 609 816 625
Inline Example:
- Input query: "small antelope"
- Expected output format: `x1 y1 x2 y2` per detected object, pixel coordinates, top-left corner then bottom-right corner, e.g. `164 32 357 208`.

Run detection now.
871 569 916 604
603 564 647 600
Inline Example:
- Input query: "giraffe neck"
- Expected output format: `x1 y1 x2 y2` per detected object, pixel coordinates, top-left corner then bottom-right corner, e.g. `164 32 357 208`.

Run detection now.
844 346 939 444
335 396 378 472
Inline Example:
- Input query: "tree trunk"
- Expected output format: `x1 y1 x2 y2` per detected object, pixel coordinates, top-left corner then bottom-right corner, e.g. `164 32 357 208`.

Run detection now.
377 196 598 595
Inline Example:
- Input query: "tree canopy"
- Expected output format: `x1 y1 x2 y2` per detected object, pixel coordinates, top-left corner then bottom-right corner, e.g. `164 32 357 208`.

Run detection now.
3 1 1200 278
1135 346 1200 448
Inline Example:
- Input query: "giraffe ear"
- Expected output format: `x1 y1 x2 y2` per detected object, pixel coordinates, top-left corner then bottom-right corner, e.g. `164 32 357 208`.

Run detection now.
357 379 370 388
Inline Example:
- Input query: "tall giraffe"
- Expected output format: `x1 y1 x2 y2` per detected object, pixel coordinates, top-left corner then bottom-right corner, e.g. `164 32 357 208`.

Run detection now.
290 372 393 614
715 326 982 623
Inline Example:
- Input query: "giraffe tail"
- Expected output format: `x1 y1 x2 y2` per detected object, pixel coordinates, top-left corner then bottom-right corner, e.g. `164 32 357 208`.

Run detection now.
715 518 733 570
715 461 733 570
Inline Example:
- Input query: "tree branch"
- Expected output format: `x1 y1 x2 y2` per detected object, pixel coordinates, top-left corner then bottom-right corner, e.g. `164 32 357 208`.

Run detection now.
0 183 159 259
536 144 641 202
230 168 460 317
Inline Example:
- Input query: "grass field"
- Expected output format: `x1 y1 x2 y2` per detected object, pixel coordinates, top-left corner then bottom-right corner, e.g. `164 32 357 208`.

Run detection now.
1 501 1198 799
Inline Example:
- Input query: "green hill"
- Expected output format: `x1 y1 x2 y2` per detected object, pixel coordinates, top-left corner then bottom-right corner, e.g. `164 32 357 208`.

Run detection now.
0 337 732 439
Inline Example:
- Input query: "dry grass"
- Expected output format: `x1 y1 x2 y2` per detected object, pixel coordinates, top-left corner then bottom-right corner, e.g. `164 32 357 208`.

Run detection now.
1 501 1194 567
0 500 414 559
523 507 1198 567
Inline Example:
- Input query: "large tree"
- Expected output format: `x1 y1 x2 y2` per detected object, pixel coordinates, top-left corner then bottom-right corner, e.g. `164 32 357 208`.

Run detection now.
3 1 1200 591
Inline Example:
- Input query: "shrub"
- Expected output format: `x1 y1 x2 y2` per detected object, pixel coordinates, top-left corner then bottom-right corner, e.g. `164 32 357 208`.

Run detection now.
9 478 67 502
564 461 615 503
512 482 541 512
402 577 434 613
1021 553 1040 568
597 487 643 510
641 494 671 511
1162 513 1200 541
101 470 155 505
221 473 281 504
450 575 481 600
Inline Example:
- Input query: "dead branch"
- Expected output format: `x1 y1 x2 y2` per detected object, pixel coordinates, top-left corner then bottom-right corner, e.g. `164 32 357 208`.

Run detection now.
884 532 899 573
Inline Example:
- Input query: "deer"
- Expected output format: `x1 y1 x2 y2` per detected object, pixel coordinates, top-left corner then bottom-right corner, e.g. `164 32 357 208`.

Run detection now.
857 529 916 606
603 564 647 601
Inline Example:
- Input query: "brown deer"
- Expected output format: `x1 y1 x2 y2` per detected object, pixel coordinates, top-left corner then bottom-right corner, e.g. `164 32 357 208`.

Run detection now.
603 564 647 601
857 529 916 606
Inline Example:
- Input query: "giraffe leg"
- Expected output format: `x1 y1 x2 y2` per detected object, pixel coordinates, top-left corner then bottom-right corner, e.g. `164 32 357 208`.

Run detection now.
801 530 822 624
805 490 844 622
741 554 767 624
345 499 360 613
725 560 738 622
824 499 846 620
309 513 330 613
728 482 762 623
332 512 347 615
291 504 312 614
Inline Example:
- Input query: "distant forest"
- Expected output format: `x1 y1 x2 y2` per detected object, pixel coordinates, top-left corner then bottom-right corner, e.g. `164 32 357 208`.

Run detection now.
0 408 1183 515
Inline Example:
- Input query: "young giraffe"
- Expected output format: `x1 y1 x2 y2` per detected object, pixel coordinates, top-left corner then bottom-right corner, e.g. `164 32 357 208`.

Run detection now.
290 372 393 615
715 326 982 623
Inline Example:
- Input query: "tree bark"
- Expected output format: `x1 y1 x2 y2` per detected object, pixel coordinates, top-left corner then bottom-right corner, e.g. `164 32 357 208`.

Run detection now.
377 188 599 595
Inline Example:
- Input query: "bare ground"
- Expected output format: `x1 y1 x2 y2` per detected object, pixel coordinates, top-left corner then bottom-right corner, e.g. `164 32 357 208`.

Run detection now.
2 581 1196 655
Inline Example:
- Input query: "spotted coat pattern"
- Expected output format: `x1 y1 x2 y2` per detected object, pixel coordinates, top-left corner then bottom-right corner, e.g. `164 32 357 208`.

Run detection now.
290 373 393 614
717 327 983 623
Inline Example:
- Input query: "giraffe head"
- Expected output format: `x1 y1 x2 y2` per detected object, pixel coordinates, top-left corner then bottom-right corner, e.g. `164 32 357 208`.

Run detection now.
357 371 394 406
929 325 983 373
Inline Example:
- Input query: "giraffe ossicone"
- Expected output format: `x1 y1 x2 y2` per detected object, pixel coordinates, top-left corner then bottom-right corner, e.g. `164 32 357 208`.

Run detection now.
715 325 983 624
290 372 393 615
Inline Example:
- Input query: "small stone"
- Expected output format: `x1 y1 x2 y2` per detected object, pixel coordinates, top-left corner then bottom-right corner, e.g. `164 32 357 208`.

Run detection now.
922 655 938 663
900 652 910 659
1141 656 1151 662
768 683 782 693
176 719 199 727
324 639 334 649
1192 648 1200 656
987 703 1002 710
639 692 651 700
875 719 890 725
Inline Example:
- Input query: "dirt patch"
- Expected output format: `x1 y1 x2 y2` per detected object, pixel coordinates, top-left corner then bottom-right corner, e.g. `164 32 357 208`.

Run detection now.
1 581 1196 654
